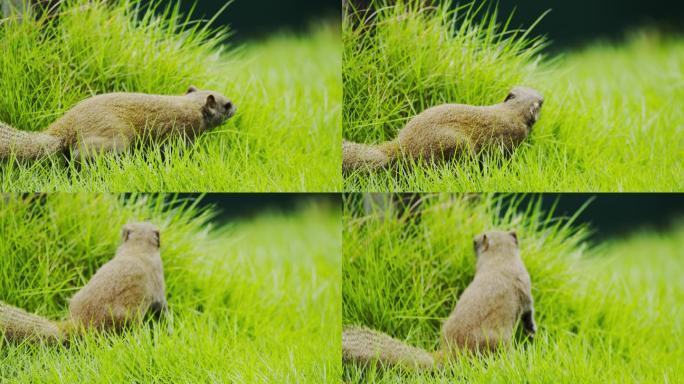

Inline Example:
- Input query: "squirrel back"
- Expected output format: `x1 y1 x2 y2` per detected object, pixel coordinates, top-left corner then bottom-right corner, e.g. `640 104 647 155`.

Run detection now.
68 222 166 331
0 86 235 162
342 86 543 172
342 326 438 371
46 89 234 145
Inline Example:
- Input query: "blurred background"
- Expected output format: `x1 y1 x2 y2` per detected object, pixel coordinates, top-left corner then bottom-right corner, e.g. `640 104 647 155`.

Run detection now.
509 194 684 241
168 194 339 223
345 0 684 50
350 193 684 242
145 193 684 240
0 0 342 41
496 0 684 49
176 0 340 41
2 0 341 41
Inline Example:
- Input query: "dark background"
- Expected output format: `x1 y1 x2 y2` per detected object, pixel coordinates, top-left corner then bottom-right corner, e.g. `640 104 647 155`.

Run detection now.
506 194 684 241
173 0 340 41
174 193 340 222
196 194 684 238
346 193 684 242
494 0 684 49
346 0 684 50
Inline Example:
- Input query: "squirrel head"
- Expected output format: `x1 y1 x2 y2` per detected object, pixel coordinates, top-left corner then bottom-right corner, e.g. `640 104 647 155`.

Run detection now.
185 85 237 128
473 230 519 265
503 86 544 127
121 222 160 249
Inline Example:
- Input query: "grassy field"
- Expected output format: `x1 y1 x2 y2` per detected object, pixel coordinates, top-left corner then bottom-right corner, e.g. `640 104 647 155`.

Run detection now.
342 194 683 382
343 1 683 192
0 0 341 192
0 194 341 383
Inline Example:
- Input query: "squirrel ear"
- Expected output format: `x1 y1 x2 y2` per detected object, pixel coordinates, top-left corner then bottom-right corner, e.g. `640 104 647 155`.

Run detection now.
153 230 160 248
474 233 489 254
509 230 518 245
186 86 198 94
205 94 217 108
122 226 131 242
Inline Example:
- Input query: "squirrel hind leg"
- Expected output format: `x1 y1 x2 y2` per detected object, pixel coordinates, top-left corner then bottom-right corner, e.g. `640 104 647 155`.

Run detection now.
146 300 169 321
418 128 471 165
146 300 174 334
57 320 79 346
73 135 130 163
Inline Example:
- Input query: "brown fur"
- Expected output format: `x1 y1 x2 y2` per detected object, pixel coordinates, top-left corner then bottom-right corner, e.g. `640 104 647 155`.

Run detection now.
0 222 167 344
342 86 543 172
342 230 536 370
0 86 236 162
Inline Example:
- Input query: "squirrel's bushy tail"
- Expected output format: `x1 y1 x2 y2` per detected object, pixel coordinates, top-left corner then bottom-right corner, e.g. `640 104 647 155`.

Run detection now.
0 121 63 160
0 303 65 344
342 326 438 371
342 140 399 173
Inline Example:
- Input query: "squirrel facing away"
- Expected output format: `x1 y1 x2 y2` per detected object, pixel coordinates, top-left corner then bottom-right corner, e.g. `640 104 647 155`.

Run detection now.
343 86 544 172
342 230 536 370
0 86 236 162
0 222 167 344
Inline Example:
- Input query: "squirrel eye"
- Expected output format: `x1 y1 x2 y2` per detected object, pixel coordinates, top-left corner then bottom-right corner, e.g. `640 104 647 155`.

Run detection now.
505 93 515 102
225 102 233 109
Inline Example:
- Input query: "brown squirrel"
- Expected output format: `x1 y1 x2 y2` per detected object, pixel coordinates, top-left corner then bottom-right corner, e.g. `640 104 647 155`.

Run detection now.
342 86 543 172
342 230 536 370
0 222 168 344
0 86 236 162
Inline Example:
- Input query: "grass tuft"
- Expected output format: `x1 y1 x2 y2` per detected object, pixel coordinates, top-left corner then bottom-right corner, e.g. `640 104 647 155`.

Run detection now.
344 0 545 143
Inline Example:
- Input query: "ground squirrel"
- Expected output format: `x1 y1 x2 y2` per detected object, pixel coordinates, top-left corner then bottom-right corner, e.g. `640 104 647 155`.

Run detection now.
342 230 536 370
0 222 168 344
0 86 236 162
343 86 543 172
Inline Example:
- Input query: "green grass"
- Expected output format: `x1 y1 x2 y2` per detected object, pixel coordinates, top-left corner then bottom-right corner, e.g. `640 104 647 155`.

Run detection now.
343 1 683 191
0 194 341 383
0 0 341 192
342 194 684 382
